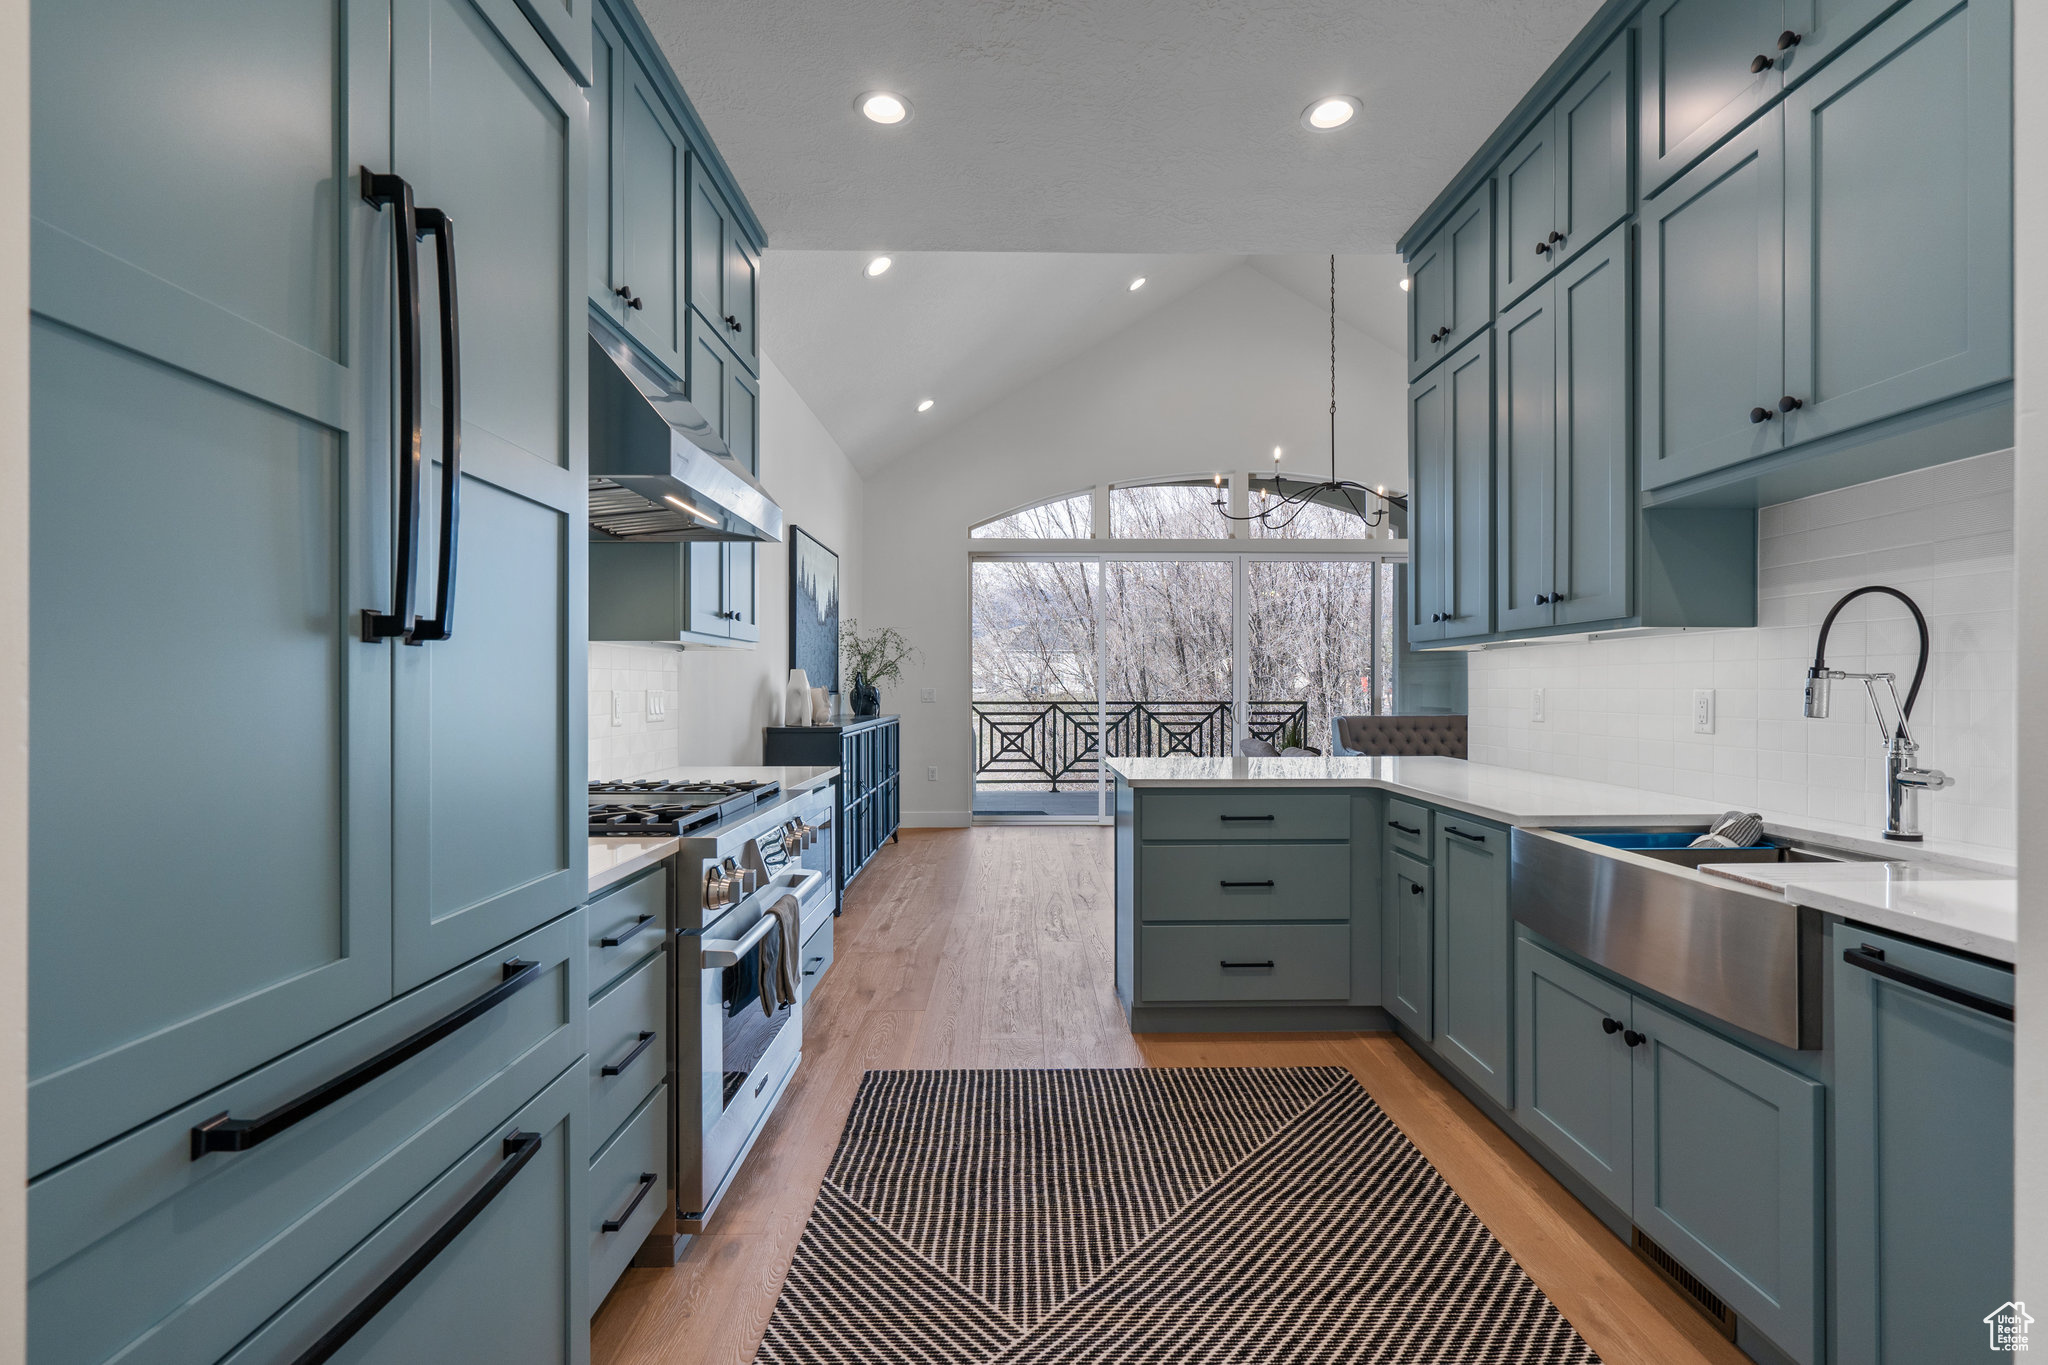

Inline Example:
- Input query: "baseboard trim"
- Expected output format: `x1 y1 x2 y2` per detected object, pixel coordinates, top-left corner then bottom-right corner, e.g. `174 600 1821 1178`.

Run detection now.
1127 1004 1395 1034
902 810 970 828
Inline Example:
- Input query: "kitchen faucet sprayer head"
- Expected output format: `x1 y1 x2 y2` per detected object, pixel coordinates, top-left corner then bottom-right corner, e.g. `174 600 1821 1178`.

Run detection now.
1802 667 1831 719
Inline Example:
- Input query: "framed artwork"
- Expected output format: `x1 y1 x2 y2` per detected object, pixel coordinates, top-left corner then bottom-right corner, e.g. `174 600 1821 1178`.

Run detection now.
789 527 840 695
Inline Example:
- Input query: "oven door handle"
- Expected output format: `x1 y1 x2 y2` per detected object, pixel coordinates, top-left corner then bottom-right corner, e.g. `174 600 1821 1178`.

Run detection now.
700 913 779 969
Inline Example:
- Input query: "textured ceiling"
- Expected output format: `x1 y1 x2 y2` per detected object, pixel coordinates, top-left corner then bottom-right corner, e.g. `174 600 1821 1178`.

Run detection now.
762 251 1407 473
640 0 1605 253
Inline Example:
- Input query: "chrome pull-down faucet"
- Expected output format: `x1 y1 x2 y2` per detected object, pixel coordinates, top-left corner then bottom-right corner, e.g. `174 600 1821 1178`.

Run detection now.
1802 586 1950 841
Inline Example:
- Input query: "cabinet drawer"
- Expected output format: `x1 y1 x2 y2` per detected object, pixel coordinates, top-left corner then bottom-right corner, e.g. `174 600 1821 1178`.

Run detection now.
28 914 584 1365
1140 924 1351 1003
589 948 666 1147
799 916 835 1006
1139 791 1349 842
588 864 668 995
590 1084 668 1310
221 1063 585 1365
1384 799 1434 860
1138 843 1349 922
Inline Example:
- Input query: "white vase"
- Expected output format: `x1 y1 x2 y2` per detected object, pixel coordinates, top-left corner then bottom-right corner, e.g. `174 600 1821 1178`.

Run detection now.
784 669 810 728
810 687 829 725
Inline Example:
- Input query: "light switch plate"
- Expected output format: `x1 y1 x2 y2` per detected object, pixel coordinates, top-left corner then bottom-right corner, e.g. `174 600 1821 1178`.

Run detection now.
926 765 938 781
611 690 625 728
920 688 937 703
1692 688 1716 735
646 691 666 722
1532 688 1545 723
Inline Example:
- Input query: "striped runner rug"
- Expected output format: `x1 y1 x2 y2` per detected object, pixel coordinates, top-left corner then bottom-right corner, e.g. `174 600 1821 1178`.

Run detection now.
754 1067 1599 1363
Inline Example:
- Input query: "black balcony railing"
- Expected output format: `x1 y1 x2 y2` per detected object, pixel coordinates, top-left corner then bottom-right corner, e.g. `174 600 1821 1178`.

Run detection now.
972 699 1310 788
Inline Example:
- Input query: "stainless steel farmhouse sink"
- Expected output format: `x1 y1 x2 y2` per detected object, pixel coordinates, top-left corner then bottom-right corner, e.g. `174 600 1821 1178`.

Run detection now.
1509 828 1890 1050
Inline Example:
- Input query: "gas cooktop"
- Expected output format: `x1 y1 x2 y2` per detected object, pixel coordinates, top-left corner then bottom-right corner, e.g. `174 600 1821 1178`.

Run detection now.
587 777 782 836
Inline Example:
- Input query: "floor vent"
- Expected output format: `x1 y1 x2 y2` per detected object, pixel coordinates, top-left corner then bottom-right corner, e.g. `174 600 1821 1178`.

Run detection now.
1632 1228 1739 1341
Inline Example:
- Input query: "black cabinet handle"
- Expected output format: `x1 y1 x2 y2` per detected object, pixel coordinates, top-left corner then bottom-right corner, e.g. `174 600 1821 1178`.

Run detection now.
600 912 657 948
291 1129 542 1365
1842 944 2013 1021
600 1030 657 1078
1778 29 1803 50
1534 593 1551 606
1219 813 1276 822
803 957 824 978
1622 1029 1647 1047
359 169 424 645
1220 960 1276 970
1408 882 1424 896
1220 879 1276 889
1534 240 1550 256
1430 612 1444 623
725 313 743 333
602 1172 659 1234
1778 394 1804 413
192 959 541 1159
1547 230 1565 245
406 206 461 644
1751 53 1774 73
1601 1016 1623 1034
1750 406 1774 423
1444 826 1487 843
1387 820 1421 835
614 284 643 310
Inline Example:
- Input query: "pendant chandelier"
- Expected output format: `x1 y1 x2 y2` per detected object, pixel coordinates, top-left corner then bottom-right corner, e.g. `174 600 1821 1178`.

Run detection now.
1215 255 1406 533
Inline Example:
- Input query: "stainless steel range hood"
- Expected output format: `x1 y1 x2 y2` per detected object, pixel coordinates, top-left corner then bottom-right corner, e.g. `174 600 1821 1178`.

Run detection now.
588 331 783 543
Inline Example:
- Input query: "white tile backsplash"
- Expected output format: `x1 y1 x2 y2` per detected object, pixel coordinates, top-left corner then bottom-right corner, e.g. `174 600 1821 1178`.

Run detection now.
587 642 683 780
1467 450 2017 851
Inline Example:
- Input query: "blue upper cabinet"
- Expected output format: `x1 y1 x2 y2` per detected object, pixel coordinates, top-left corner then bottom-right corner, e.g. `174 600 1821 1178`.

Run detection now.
1497 32 1631 311
1406 184 1491 382
1640 110 1785 490
1779 0 2013 445
1494 120 1556 312
509 0 592 87
1494 278 1556 636
615 65 689 377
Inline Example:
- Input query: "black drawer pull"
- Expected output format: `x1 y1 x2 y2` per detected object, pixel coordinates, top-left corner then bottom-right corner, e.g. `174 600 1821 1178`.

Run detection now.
1622 1029 1647 1048
1409 882 1424 896
1220 880 1276 889
1387 820 1421 835
1444 826 1487 843
602 1171 659 1233
601 1030 657 1077
193 959 541 1160
1601 1016 1623 1034
1842 945 2012 1022
292 1129 542 1365
803 958 824 978
601 913 657 948
1219 814 1276 823
1221 960 1276 970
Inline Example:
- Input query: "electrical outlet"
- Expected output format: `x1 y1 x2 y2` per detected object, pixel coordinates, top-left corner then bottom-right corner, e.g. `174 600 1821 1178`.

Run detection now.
1692 688 1716 735
610 689 625 728
1531 688 1545 723
920 688 937 704
926 765 938 782
645 691 666 722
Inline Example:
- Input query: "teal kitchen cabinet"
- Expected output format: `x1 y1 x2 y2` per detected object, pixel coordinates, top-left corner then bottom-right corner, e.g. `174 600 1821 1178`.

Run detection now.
1640 110 1785 490
510 0 594 89
611 57 689 378
1632 998 1822 1365
1833 923 2014 1365
1407 334 1494 645
589 538 755 646
1496 225 1632 633
390 0 590 990
1779 0 2012 447
1433 815 1513 1108
1406 184 1492 381
1497 32 1631 309
688 160 760 376
1514 937 1635 1214
1383 852 1434 1039
687 311 759 473
587 10 621 304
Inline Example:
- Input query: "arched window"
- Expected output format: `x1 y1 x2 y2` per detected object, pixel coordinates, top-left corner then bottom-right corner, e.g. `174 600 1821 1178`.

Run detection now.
969 491 1093 539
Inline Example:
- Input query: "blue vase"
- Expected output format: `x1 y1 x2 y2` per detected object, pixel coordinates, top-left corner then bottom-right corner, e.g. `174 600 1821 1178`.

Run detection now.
851 674 881 717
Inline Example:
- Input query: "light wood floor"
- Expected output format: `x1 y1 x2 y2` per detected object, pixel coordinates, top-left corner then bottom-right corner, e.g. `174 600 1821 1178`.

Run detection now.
592 826 1749 1365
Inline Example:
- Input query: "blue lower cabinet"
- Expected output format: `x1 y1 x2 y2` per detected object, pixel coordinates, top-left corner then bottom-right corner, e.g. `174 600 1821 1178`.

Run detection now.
1833 923 2014 1365
225 1062 589 1365
587 948 666 1146
1382 853 1433 1039
1631 999 1822 1365
1139 924 1351 1004
800 916 836 1005
27 914 586 1365
1137 843 1351 922
1514 936 1633 1211
590 1084 668 1308
1433 817 1513 1107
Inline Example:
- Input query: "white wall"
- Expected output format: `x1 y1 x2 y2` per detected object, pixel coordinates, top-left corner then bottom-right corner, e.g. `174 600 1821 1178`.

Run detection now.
0 0 26 1350
2013 0 2048 1315
589 352 864 776
861 263 1408 824
1468 451 2017 856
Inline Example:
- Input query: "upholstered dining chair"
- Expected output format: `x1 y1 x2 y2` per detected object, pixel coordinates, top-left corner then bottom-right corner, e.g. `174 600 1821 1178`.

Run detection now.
1328 714 1467 759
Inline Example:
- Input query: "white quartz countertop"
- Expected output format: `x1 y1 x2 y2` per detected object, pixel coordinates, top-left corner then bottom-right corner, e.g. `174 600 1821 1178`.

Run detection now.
586 765 840 894
1107 754 2018 964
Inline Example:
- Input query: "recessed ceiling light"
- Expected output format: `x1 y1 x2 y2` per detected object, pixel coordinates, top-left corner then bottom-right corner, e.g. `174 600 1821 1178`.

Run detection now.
865 255 893 277
1302 96 1359 131
916 398 934 412
1399 277 1411 292
1128 277 1147 291
858 92 911 125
